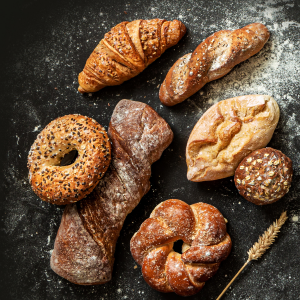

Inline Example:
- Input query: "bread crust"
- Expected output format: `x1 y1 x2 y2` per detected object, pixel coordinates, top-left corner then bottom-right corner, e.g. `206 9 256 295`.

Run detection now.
78 19 186 93
159 23 270 106
186 95 280 182
130 199 232 296
50 100 173 284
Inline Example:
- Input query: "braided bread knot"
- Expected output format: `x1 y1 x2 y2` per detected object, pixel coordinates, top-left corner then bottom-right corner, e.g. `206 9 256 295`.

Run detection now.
130 199 232 296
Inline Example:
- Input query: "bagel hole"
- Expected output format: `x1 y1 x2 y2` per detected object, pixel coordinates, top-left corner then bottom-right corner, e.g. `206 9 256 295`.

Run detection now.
60 150 78 166
173 239 184 254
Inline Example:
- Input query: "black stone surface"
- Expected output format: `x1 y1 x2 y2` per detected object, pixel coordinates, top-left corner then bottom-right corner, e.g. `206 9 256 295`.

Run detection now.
1 0 300 299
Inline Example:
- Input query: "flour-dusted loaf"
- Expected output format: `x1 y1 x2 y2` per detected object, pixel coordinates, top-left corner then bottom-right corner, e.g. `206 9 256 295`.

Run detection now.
50 100 174 284
186 95 280 182
159 23 270 106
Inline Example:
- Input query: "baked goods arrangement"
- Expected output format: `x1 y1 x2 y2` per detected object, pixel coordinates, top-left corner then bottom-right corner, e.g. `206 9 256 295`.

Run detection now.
130 199 232 296
50 100 174 284
186 95 280 182
78 19 186 93
159 23 270 106
25 17 294 299
234 148 293 205
27 115 111 205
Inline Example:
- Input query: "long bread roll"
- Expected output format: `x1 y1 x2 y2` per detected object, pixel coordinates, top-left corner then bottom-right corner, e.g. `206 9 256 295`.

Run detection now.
50 100 173 284
159 23 270 106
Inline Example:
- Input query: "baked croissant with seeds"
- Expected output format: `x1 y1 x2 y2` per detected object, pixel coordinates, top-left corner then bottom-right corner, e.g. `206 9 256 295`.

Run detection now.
78 19 186 93
159 23 270 106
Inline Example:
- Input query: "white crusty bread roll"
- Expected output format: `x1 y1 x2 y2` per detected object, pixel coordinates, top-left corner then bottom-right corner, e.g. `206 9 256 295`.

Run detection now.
186 95 280 182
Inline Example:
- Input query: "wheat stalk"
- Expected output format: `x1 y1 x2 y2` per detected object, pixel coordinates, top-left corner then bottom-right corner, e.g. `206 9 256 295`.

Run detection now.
216 211 288 300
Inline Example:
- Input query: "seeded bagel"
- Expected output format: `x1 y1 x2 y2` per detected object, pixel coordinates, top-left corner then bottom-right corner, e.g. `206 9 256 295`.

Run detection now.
234 147 292 205
28 114 111 205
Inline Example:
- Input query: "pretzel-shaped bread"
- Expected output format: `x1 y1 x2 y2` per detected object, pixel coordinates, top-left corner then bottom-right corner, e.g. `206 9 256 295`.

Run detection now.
130 199 232 296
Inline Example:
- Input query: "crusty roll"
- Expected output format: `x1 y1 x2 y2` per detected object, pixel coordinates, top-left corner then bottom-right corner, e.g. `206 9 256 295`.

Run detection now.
186 95 280 182
78 19 186 93
159 23 270 106
234 147 293 205
130 199 232 296
50 100 174 284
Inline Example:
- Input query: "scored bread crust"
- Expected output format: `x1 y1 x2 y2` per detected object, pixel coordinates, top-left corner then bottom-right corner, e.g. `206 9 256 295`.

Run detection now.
50 100 174 285
159 23 270 106
186 95 280 182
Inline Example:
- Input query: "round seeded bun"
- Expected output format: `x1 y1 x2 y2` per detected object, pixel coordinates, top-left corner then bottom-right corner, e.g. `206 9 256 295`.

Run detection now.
28 114 111 205
234 147 292 205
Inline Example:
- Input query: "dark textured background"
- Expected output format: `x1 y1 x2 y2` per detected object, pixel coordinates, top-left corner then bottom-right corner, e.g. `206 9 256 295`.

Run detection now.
1 0 300 299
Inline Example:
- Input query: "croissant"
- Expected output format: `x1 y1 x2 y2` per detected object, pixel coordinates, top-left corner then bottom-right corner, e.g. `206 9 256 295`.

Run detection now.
159 23 270 106
130 199 232 296
78 19 186 93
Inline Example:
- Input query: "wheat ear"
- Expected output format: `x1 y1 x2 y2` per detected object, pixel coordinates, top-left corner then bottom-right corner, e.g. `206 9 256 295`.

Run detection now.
216 211 288 300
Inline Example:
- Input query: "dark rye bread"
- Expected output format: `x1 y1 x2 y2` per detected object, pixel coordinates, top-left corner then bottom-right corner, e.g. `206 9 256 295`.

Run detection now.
234 147 293 205
50 100 174 284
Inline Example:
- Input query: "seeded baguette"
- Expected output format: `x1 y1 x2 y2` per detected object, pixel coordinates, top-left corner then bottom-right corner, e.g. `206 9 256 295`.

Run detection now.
186 95 280 182
234 148 292 205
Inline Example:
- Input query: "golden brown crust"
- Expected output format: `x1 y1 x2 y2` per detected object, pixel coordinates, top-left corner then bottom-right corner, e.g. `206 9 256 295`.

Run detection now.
159 23 270 106
50 100 174 285
130 199 232 296
27 114 111 205
78 19 186 93
186 95 280 182
234 147 293 205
